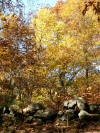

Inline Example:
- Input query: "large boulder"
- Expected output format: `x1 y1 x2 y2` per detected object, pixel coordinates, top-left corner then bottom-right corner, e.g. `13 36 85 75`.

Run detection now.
25 115 43 125
57 111 64 117
64 97 88 111
25 116 33 123
23 102 44 116
34 108 57 122
9 105 23 121
28 102 44 110
74 97 86 104
77 100 86 111
65 109 76 120
75 97 89 111
68 100 77 109
32 118 43 125
63 101 69 108
64 100 77 109
3 105 21 115
9 105 21 114
23 106 35 116
58 109 76 121
78 110 89 120
59 114 67 121
89 103 100 113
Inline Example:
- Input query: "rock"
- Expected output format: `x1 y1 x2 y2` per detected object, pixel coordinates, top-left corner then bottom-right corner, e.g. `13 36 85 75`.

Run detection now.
78 110 89 120
23 106 35 116
34 109 57 121
58 109 76 121
9 105 23 120
77 101 86 110
59 115 67 121
63 101 69 108
34 110 44 118
64 99 77 109
89 103 99 113
68 100 77 109
28 102 44 111
58 111 64 117
76 97 87 111
65 109 76 120
9 105 22 114
23 102 44 116
74 96 86 104
33 118 43 125
25 116 43 124
25 116 33 123
3 106 10 114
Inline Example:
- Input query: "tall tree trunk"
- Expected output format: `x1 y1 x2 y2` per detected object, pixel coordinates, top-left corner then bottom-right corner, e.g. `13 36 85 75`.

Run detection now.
86 66 89 89
59 70 67 99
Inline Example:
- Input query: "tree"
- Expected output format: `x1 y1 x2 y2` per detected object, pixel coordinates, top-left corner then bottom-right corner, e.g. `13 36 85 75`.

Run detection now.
51 0 100 97
32 0 100 100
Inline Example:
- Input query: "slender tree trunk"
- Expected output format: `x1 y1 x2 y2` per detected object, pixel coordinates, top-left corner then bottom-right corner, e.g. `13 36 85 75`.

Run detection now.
86 67 89 89
59 70 67 100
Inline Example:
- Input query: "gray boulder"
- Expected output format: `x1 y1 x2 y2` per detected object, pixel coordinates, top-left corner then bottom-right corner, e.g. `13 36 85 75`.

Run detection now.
64 99 77 109
9 105 23 120
33 110 44 118
33 118 43 125
59 109 76 121
3 106 10 114
23 106 35 116
77 101 86 110
74 97 86 104
76 97 87 111
25 116 33 123
58 111 64 117
25 116 43 124
64 97 89 112
78 110 89 120
28 102 44 110
89 103 99 113
23 102 44 116
59 115 67 121
63 101 69 108
65 109 76 120
9 105 22 114
68 100 77 109
34 108 57 121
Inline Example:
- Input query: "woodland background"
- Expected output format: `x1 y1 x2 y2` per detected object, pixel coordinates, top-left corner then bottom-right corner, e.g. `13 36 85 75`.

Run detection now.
0 0 100 110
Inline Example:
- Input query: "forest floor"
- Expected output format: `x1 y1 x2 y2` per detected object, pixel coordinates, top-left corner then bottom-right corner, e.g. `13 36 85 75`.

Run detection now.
0 119 100 133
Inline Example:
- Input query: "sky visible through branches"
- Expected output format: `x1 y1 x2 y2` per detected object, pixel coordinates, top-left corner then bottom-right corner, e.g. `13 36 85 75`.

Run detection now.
23 0 64 13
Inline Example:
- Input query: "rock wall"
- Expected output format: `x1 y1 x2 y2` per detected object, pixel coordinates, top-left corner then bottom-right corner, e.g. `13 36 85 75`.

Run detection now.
0 97 100 127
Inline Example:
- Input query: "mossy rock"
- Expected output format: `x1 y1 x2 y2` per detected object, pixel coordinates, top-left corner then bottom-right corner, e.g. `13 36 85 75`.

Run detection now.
25 116 33 123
